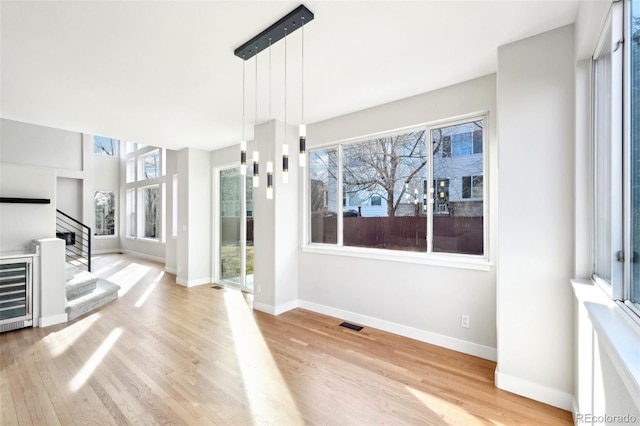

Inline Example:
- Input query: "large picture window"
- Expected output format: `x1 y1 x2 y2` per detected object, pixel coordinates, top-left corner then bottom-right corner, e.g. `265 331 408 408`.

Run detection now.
308 115 486 257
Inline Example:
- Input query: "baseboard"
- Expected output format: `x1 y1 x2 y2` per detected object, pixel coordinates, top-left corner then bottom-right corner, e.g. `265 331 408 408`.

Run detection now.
92 249 121 255
164 266 177 275
175 277 212 287
253 300 299 316
298 300 497 361
39 313 68 328
119 249 165 264
495 369 573 411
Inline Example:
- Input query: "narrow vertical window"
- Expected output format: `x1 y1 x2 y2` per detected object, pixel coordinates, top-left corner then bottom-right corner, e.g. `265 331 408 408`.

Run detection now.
629 0 640 308
141 185 160 240
126 189 135 238
592 2 623 292
431 119 484 255
172 174 178 238
309 148 338 244
94 191 116 236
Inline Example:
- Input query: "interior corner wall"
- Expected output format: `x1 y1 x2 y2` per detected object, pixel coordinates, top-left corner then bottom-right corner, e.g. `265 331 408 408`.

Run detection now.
176 147 212 286
496 25 575 410
164 149 179 273
300 74 498 360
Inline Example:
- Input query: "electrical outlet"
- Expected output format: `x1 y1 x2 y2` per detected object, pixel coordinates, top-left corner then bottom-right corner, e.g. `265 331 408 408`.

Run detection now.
461 315 470 328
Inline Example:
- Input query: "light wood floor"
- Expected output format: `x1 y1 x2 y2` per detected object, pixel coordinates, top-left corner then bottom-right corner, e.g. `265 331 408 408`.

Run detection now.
1 253 572 425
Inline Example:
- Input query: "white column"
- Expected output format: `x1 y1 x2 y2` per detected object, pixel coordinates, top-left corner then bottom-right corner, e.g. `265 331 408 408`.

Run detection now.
253 120 299 314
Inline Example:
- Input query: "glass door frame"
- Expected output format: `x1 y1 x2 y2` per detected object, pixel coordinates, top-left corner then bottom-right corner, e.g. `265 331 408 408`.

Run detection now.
213 163 250 292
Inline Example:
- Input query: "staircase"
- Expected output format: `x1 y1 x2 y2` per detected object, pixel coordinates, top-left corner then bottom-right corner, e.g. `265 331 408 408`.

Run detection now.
65 264 120 320
56 209 92 272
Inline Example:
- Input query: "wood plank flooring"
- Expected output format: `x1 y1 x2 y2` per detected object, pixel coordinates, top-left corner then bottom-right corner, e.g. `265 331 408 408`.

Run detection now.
1 253 572 425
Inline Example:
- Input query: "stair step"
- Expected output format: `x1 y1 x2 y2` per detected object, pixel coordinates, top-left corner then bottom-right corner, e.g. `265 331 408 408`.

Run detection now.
65 263 78 281
66 279 121 321
66 271 99 300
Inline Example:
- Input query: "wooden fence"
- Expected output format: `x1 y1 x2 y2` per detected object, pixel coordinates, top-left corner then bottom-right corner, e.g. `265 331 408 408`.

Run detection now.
311 216 483 255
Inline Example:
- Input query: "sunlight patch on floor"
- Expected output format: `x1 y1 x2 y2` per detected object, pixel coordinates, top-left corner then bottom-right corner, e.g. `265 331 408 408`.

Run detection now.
92 258 125 275
405 385 494 425
134 271 163 308
223 290 303 424
105 263 150 296
42 312 102 358
70 327 122 392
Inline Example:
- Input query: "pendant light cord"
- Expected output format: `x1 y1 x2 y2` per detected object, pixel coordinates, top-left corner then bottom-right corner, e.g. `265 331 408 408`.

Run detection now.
301 18 305 126
284 28 287 144
255 46 258 151
242 59 245 142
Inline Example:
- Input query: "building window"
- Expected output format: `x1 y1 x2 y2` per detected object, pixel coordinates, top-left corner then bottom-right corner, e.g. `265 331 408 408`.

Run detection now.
140 185 160 240
125 141 145 154
126 159 135 183
630 0 640 310
462 176 483 199
592 1 623 293
591 0 640 316
138 150 161 180
172 174 178 238
94 191 116 236
94 136 117 156
308 115 486 256
126 189 135 238
309 148 338 244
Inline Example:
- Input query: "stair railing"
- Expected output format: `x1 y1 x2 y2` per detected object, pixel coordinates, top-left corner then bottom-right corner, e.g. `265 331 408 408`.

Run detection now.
55 209 91 272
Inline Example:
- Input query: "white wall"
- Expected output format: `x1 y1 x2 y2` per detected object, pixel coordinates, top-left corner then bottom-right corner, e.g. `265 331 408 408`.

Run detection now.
0 163 57 251
496 25 575 410
299 74 498 360
176 147 212 286
164 149 178 273
56 177 82 219
0 118 82 170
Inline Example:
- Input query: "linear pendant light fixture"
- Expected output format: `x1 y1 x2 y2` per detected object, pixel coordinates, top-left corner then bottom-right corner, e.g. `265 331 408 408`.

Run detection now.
235 4 314 190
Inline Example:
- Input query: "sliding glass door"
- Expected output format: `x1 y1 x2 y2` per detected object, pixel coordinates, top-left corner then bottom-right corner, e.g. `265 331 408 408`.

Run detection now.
218 166 253 292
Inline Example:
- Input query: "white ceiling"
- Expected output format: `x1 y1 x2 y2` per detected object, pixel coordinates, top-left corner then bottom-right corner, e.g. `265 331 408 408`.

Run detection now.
1 1 580 152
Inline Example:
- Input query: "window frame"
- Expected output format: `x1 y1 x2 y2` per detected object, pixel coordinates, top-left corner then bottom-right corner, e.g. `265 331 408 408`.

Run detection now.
591 0 640 321
137 149 161 181
93 136 117 157
93 190 117 238
304 112 490 271
138 184 161 242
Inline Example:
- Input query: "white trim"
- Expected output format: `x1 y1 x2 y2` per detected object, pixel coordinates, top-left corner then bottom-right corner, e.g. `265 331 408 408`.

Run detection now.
175 277 212 288
253 300 299 316
298 299 496 361
164 266 177 275
39 313 68 327
119 249 165 264
301 245 491 271
495 369 573 411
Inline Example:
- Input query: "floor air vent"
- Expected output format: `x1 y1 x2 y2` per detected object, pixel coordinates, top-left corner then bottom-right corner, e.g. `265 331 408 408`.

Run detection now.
212 285 224 290
340 322 363 331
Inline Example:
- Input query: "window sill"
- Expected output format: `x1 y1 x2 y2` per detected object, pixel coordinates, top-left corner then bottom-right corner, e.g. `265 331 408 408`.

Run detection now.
301 244 491 271
94 235 117 240
572 279 640 404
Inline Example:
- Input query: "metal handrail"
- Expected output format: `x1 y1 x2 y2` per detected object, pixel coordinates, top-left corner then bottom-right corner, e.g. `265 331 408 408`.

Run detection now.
56 209 91 272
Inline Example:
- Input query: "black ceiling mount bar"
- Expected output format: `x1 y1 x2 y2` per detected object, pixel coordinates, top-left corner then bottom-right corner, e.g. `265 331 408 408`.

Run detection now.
0 197 51 204
234 4 314 61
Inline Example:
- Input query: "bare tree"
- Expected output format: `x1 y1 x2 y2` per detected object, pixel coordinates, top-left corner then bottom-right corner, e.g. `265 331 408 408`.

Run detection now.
343 130 426 217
